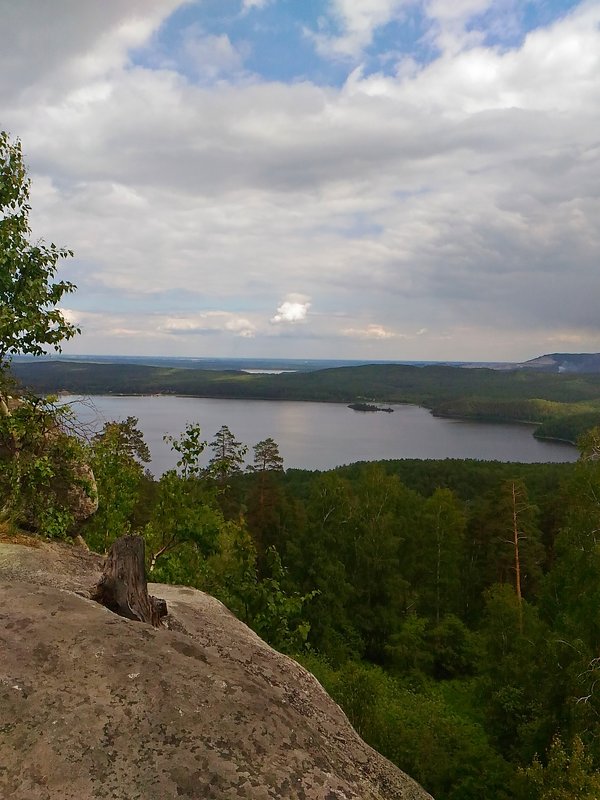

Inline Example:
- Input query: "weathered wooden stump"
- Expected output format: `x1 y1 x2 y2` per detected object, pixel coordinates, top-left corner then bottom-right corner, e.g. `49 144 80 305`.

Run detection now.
91 535 167 627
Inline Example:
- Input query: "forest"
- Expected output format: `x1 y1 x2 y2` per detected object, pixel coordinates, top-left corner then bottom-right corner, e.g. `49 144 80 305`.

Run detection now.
12 358 600 444
3 400 600 800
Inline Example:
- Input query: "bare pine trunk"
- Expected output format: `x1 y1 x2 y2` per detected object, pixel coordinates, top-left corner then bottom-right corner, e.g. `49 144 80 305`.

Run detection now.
511 482 523 634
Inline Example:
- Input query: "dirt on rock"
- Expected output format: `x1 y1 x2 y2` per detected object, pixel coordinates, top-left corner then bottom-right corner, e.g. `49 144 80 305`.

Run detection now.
0 540 433 800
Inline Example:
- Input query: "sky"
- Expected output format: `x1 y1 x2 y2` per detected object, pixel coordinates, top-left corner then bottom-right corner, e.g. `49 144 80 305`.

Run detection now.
2 0 599 362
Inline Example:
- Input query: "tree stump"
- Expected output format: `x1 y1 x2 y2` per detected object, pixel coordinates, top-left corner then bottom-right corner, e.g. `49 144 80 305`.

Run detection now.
91 535 167 627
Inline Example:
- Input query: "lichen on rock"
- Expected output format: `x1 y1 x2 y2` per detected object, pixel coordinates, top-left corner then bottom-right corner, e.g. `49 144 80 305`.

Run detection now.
0 541 433 800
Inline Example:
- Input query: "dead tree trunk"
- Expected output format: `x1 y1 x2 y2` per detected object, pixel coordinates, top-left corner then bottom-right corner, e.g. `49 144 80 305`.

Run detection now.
91 535 167 627
511 482 523 634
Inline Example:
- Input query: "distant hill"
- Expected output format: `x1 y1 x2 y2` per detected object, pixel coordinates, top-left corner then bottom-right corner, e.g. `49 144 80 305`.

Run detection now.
517 353 600 374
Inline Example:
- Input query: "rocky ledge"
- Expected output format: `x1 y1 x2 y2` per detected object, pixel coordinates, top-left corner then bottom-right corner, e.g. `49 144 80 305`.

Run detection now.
0 540 432 800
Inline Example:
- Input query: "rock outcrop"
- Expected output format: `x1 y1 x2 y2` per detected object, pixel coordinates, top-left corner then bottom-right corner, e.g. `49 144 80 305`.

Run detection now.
0 540 433 800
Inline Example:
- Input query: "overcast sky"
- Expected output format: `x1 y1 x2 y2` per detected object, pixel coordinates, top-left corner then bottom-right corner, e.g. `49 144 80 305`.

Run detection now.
3 0 599 361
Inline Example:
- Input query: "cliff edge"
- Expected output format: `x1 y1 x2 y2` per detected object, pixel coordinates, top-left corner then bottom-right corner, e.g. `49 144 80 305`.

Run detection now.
0 540 433 800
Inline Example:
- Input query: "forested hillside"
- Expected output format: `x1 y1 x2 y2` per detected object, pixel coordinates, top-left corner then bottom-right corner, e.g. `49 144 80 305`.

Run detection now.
3 402 597 800
12 359 600 443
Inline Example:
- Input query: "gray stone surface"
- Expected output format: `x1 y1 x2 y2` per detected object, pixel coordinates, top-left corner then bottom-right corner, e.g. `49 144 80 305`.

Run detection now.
0 540 433 800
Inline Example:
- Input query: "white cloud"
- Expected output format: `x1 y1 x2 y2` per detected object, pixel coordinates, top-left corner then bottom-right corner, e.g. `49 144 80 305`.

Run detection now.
343 324 399 339
271 297 312 325
3 1 600 360
241 0 273 10
179 26 247 82
225 317 256 337
310 0 410 59
160 313 257 338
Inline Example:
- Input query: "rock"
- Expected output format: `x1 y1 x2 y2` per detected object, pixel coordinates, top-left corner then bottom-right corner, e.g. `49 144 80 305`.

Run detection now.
0 541 433 800
64 461 98 523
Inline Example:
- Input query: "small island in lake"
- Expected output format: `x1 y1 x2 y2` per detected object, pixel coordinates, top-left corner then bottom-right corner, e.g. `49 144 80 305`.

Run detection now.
348 402 394 413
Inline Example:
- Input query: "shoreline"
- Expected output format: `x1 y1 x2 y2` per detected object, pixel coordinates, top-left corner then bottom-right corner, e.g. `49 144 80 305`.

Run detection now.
58 392 578 451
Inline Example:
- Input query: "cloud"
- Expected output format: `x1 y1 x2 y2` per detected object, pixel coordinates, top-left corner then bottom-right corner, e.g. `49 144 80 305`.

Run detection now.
270 296 312 325
3 1 600 360
177 26 247 82
225 317 256 337
0 0 182 105
160 313 257 338
342 324 399 339
241 0 273 11
309 0 410 59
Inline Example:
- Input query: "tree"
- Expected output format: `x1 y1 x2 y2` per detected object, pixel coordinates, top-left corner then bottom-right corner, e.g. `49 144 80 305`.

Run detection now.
0 132 78 367
247 437 285 551
0 393 93 537
469 479 544 607
516 735 600 800
85 417 150 551
416 487 466 623
0 133 83 535
144 469 221 573
207 424 247 483
251 437 284 474
145 425 221 573
164 423 206 479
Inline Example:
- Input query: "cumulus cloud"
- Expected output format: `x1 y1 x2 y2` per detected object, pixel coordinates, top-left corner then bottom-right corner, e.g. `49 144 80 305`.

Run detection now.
225 317 256 337
270 296 312 325
3 1 600 360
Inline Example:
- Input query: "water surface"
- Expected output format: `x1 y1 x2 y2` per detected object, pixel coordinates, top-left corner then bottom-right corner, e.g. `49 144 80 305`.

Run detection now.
65 395 577 475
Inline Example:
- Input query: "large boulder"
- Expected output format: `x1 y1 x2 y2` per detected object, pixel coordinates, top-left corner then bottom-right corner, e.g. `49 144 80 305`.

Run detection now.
0 540 433 800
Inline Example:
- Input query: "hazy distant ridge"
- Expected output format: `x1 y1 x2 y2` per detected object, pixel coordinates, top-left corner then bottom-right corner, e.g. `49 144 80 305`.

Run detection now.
11 354 600 444
517 353 600 373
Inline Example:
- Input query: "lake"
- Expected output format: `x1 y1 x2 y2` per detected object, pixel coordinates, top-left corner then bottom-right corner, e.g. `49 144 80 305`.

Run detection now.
63 394 578 475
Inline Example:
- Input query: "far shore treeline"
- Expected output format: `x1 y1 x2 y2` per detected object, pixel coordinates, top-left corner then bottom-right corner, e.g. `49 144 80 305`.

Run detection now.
11 358 600 443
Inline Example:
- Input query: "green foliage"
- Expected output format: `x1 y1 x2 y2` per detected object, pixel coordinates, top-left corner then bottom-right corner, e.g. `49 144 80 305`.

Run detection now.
251 437 284 472
144 469 221 574
385 615 433 677
535 411 600 443
428 614 478 680
298 656 512 800
204 522 316 653
84 416 149 551
414 488 466 621
577 424 600 461
207 424 247 483
164 423 207 479
8 380 600 799
0 132 78 364
0 394 89 538
516 735 600 800
15 358 600 444
245 437 286 557
0 132 82 539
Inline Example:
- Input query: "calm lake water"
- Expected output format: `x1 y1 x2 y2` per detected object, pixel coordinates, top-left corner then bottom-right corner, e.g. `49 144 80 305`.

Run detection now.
64 395 578 475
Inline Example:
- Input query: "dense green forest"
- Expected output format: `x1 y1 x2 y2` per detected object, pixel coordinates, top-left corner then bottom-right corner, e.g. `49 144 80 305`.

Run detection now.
4 400 600 800
12 359 600 443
